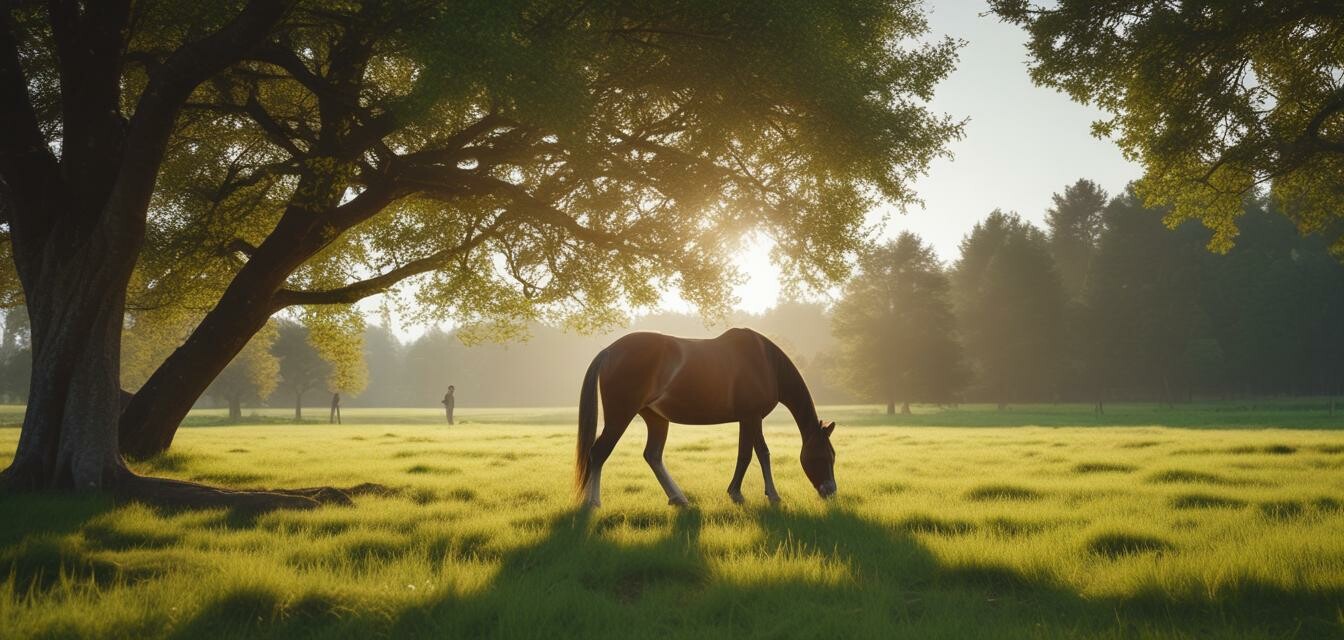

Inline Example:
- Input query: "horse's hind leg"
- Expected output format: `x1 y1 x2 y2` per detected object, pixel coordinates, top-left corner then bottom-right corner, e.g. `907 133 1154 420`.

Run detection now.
726 422 755 504
584 407 638 508
640 410 688 507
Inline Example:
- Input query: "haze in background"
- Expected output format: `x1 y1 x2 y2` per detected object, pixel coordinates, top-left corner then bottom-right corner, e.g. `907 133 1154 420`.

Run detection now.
720 1 1141 314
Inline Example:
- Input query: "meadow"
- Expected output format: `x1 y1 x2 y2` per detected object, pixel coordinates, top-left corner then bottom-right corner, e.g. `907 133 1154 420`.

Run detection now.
1 403 1342 638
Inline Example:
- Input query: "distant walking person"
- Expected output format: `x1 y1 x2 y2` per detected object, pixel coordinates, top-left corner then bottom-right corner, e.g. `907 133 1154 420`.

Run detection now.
441 385 455 425
330 392 341 424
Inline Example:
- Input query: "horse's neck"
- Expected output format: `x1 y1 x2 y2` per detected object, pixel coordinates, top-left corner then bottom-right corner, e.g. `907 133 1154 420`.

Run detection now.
767 340 821 441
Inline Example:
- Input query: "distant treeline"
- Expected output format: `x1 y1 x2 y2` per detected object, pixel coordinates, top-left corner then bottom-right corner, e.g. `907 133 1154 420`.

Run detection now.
0 181 1340 410
294 182 1344 409
357 304 850 408
936 182 1344 406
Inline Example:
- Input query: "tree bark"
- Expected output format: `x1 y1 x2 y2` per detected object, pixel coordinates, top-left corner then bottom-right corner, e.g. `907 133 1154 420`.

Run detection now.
3 242 135 491
295 389 303 422
901 401 911 415
886 400 895 415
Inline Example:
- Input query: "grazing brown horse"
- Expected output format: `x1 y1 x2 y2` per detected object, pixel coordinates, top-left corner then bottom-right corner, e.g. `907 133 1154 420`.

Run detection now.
575 329 837 507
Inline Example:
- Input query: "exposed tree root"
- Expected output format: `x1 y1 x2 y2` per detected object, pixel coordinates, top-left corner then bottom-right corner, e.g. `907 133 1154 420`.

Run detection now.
113 473 397 512
1 458 395 514
114 473 327 511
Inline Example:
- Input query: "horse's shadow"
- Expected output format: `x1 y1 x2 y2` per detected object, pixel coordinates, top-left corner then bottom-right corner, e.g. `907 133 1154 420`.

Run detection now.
363 505 1339 639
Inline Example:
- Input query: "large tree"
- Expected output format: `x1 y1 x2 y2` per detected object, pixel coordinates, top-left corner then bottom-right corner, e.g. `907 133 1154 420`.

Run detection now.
1 1 962 502
991 0 1344 254
832 233 966 414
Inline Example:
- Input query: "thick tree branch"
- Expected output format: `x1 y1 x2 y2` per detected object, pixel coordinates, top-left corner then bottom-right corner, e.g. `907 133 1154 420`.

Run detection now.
226 238 259 257
113 0 295 232
0 9 60 221
272 222 501 308
1300 87 1344 155
250 42 343 110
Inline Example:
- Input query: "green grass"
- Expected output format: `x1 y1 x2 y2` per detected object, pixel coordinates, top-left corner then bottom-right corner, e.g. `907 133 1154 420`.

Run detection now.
1 405 1343 638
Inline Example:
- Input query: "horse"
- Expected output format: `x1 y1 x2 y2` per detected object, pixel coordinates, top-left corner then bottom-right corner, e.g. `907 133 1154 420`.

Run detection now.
575 328 837 507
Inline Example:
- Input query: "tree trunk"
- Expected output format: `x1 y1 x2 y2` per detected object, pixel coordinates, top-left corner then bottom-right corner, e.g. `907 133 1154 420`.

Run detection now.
2 249 133 491
295 390 303 422
228 396 242 423
886 400 895 415
0 235 340 510
900 401 911 415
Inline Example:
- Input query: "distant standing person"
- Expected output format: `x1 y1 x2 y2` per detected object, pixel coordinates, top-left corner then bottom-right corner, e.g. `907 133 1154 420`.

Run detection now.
441 385 455 425
330 392 341 424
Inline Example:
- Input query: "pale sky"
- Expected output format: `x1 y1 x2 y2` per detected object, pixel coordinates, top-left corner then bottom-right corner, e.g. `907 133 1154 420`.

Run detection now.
718 1 1141 314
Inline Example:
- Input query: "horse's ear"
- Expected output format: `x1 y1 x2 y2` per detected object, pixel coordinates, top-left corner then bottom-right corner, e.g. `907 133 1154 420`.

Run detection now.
821 421 835 437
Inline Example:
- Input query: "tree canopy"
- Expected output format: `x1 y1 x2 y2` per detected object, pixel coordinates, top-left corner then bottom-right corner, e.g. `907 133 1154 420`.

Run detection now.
990 0 1344 254
1 0 964 497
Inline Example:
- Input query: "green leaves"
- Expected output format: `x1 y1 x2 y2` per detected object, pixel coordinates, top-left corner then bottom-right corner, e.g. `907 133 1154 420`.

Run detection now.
992 0 1344 254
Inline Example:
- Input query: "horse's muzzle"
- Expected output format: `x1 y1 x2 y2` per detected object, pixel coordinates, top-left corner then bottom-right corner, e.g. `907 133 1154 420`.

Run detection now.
817 480 836 499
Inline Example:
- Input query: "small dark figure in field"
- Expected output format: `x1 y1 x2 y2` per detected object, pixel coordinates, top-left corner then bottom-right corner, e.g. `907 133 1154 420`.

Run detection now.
330 393 341 424
576 328 837 508
442 386 455 425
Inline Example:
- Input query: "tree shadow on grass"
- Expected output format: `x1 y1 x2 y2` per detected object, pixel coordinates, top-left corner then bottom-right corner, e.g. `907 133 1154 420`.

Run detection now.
158 505 1342 639
0 494 124 594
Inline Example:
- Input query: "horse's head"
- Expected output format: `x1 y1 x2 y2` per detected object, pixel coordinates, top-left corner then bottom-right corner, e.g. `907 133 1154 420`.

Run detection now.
800 420 837 498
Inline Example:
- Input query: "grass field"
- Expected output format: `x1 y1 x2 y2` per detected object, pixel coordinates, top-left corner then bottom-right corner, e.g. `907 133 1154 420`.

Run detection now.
1 404 1343 638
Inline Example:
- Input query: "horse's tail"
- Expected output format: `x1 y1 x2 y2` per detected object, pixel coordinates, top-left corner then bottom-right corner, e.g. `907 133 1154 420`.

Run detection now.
575 349 606 494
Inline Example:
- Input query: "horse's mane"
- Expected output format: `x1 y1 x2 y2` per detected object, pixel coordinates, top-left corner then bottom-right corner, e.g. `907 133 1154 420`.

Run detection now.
759 334 821 436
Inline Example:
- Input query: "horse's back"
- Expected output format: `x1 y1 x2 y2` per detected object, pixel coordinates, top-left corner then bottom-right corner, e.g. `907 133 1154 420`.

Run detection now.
600 328 777 424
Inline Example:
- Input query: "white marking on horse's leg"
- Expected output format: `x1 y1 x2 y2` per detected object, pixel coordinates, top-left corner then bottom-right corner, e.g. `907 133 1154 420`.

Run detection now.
755 439 781 504
651 462 688 506
584 464 603 508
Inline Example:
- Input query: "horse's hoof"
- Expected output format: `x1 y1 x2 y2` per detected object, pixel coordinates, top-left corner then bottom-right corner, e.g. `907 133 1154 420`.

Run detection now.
728 491 745 505
766 494 781 505
668 496 690 508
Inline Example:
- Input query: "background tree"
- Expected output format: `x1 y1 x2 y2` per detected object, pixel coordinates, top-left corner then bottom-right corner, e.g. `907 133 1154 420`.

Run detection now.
359 324 408 407
1045 179 1108 400
303 308 368 400
0 0 963 500
991 1 1344 254
1082 188 1208 405
206 321 280 422
271 320 332 421
1045 179 1107 301
832 233 966 414
954 211 1064 408
0 307 30 404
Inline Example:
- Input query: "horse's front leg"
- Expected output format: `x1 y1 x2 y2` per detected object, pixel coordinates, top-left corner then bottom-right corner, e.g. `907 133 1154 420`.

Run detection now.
726 422 754 504
753 430 781 504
